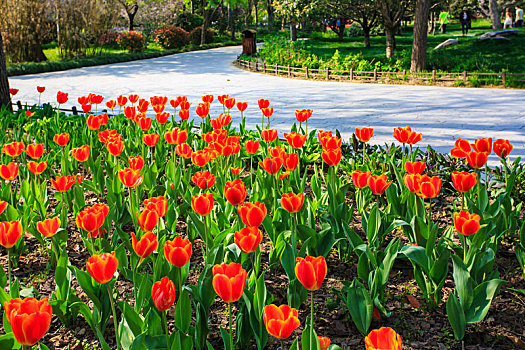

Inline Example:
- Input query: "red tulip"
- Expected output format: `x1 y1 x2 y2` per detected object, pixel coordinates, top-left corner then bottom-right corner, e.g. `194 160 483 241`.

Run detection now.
0 162 18 181
259 156 283 175
151 277 176 311
81 104 92 113
164 236 192 267
0 221 22 248
137 116 153 131
143 133 160 147
51 175 76 192
420 175 442 199
105 99 116 109
244 140 260 154
87 251 118 284
165 128 188 145
71 145 90 162
493 139 513 158
53 133 70 147
195 102 210 118
218 94 229 105
322 148 342 166
451 171 477 193
191 193 214 216
212 262 247 303
144 196 168 218
269 146 285 158
365 327 402 350
192 171 216 190
0 201 7 215
284 132 307 149
202 94 214 104
179 109 189 121
106 140 124 156
450 138 471 158
118 168 143 187
405 161 426 174
263 304 300 340
261 107 273 118
176 143 193 158
472 138 492 154
131 232 158 261
319 135 341 150
231 167 242 175
76 204 109 234
238 202 267 227
87 114 103 131
237 102 248 112
225 179 247 206
368 174 392 195
261 129 278 142
258 99 270 109
129 156 144 171
137 208 159 232
56 91 68 104
234 227 262 254
191 150 211 167
9 88 19 96
295 109 312 123
318 336 331 350
281 193 305 213
2 142 25 157
466 151 488 169
37 217 61 238
454 211 481 236
37 86 45 93
124 106 136 120
224 97 236 110
295 256 327 291
355 127 374 143
128 94 139 104
393 126 422 145
3 297 52 346
282 152 299 172
352 170 371 188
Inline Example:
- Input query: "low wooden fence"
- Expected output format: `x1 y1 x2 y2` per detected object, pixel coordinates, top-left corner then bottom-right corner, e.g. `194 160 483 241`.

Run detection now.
236 58 525 87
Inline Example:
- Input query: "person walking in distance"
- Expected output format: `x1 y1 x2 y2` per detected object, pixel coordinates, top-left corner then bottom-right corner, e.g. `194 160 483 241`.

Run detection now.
459 7 471 35
439 10 450 34
516 6 524 28
504 8 513 29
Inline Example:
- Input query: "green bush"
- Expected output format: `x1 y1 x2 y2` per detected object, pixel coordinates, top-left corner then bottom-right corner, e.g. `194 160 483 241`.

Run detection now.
175 12 203 32
117 31 147 52
344 22 364 37
153 26 189 49
189 26 214 45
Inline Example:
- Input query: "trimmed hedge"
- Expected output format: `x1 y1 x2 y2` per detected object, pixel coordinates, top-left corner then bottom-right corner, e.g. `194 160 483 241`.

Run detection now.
189 26 215 45
154 26 189 50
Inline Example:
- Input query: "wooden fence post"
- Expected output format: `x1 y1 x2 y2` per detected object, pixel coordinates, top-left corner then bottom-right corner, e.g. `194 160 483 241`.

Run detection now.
432 70 436 84
502 70 506 86
403 70 406 80
263 63 266 73
350 68 353 81
275 64 278 75
288 65 291 76
373 69 377 81
463 71 467 82
326 68 330 80
255 61 258 71
71 106 78 115
306 67 309 79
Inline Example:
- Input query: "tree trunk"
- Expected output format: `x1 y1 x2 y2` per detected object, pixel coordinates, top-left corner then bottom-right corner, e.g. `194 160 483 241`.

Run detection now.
228 4 235 40
267 0 273 30
0 32 11 111
254 0 258 28
128 10 136 31
411 0 430 71
201 0 209 45
385 25 396 58
363 27 371 48
245 0 253 27
191 0 195 14
489 0 501 29
290 19 297 41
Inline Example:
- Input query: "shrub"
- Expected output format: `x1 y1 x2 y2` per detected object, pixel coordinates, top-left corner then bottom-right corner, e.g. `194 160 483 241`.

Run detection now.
175 12 203 32
153 26 189 49
98 29 124 48
117 31 147 52
344 22 364 37
189 26 214 45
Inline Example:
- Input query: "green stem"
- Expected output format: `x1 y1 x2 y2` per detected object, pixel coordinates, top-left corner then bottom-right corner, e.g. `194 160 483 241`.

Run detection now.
281 340 284 350
228 302 233 349
362 142 366 165
177 267 183 303
203 215 208 264
484 163 488 189
462 193 466 210
133 258 139 309
249 156 253 197
106 283 121 350
504 159 508 189
163 311 171 349
310 291 314 344
292 214 298 258
427 199 432 224
7 248 11 291
477 169 481 206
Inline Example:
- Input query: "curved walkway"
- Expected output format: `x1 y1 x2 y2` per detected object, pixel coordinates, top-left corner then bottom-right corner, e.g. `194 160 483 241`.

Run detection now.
9 45 525 162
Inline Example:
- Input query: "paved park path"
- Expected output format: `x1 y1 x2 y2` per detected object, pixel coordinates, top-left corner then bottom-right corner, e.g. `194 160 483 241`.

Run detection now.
9 45 525 163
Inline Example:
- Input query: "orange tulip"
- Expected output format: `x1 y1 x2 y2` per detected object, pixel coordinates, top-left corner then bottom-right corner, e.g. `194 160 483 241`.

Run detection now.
1 141 24 158
238 202 267 227
143 133 160 147
3 297 52 346
244 140 260 154
237 102 248 112
37 217 61 238
295 256 327 291
106 139 124 156
129 155 144 171
195 102 210 118
156 112 170 124
119 168 143 187
261 129 278 142
263 304 300 340
319 135 341 150
176 143 193 158
224 97 236 110
355 127 374 143
367 174 392 195
128 94 139 104
352 170 371 189
295 109 313 123
137 116 153 131
282 152 299 172
365 327 402 350
53 133 70 147
281 193 305 213
0 162 18 181
165 128 188 145
318 336 331 350
284 132 307 149
153 104 165 114
179 109 189 121
87 114 103 131
124 106 137 120
76 204 109 234
404 173 423 195
87 251 119 284
51 175 76 192
225 179 247 206
0 221 22 248
25 144 44 159
106 100 117 109
451 171 477 193
137 208 159 232
234 227 262 254
218 94 229 105
259 156 283 175
450 138 471 158
0 201 7 215
262 107 273 118
71 145 90 162
472 138 492 154
164 236 192 267
405 161 426 174
322 148 342 166
393 126 422 145
202 94 214 104
131 232 158 261
258 98 270 109
231 167 242 175
212 262 247 303
493 139 513 158
269 146 285 158
191 150 211 167
454 211 481 236
420 175 442 199
466 151 487 169
192 171 216 190
151 277 176 311
144 196 168 218
27 161 47 175
191 193 214 216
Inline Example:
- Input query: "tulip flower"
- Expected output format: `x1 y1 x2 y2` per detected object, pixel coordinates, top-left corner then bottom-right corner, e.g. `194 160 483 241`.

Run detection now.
27 161 47 175
137 208 160 232
53 133 70 147
191 193 214 217
131 232 158 262
320 135 341 150
176 143 193 158
191 150 211 167
451 171 477 193
25 144 44 159
106 139 124 156
225 179 247 206
262 107 273 118
76 203 109 235
224 97 236 110
318 336 331 350
144 196 168 218
151 277 176 311
282 152 299 172
281 193 304 213
164 236 193 267
124 106 136 120
472 138 492 154
2 142 25 157
322 148 342 167
263 304 300 340
237 101 248 112
259 156 283 175
244 140 260 154
202 94 214 104
56 91 68 104
106 100 117 110
143 133 160 147
356 127 375 143
365 327 402 350
368 174 392 196
87 251 118 284
192 171 216 190
295 109 313 123
71 145 90 162
82 104 92 113
234 227 262 254
269 146 285 158
295 256 327 291
393 126 422 145
195 102 210 118
238 202 267 227
466 151 488 169
165 128 188 145
3 297 52 346
37 86 45 93
37 217 61 238
284 132 307 149
129 156 145 171
0 201 7 215
454 211 481 236
405 161 426 174
179 109 189 121
352 170 371 189
493 139 513 158
212 262 247 303
87 114 103 131
128 94 139 104
261 129 278 142
231 167 242 175
258 98 270 109
119 168 143 187
137 116 153 131
420 175 442 199
450 138 471 158
51 175 76 192
0 220 22 249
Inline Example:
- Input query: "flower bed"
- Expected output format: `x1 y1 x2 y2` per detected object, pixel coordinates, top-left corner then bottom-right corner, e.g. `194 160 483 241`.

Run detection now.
0 87 523 349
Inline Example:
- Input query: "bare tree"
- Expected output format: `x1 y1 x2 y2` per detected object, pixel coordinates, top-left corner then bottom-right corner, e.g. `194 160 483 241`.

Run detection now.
411 0 430 71
117 0 140 30
377 0 410 58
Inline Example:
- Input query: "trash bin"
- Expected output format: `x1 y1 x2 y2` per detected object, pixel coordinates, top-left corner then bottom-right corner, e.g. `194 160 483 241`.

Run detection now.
242 30 257 55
